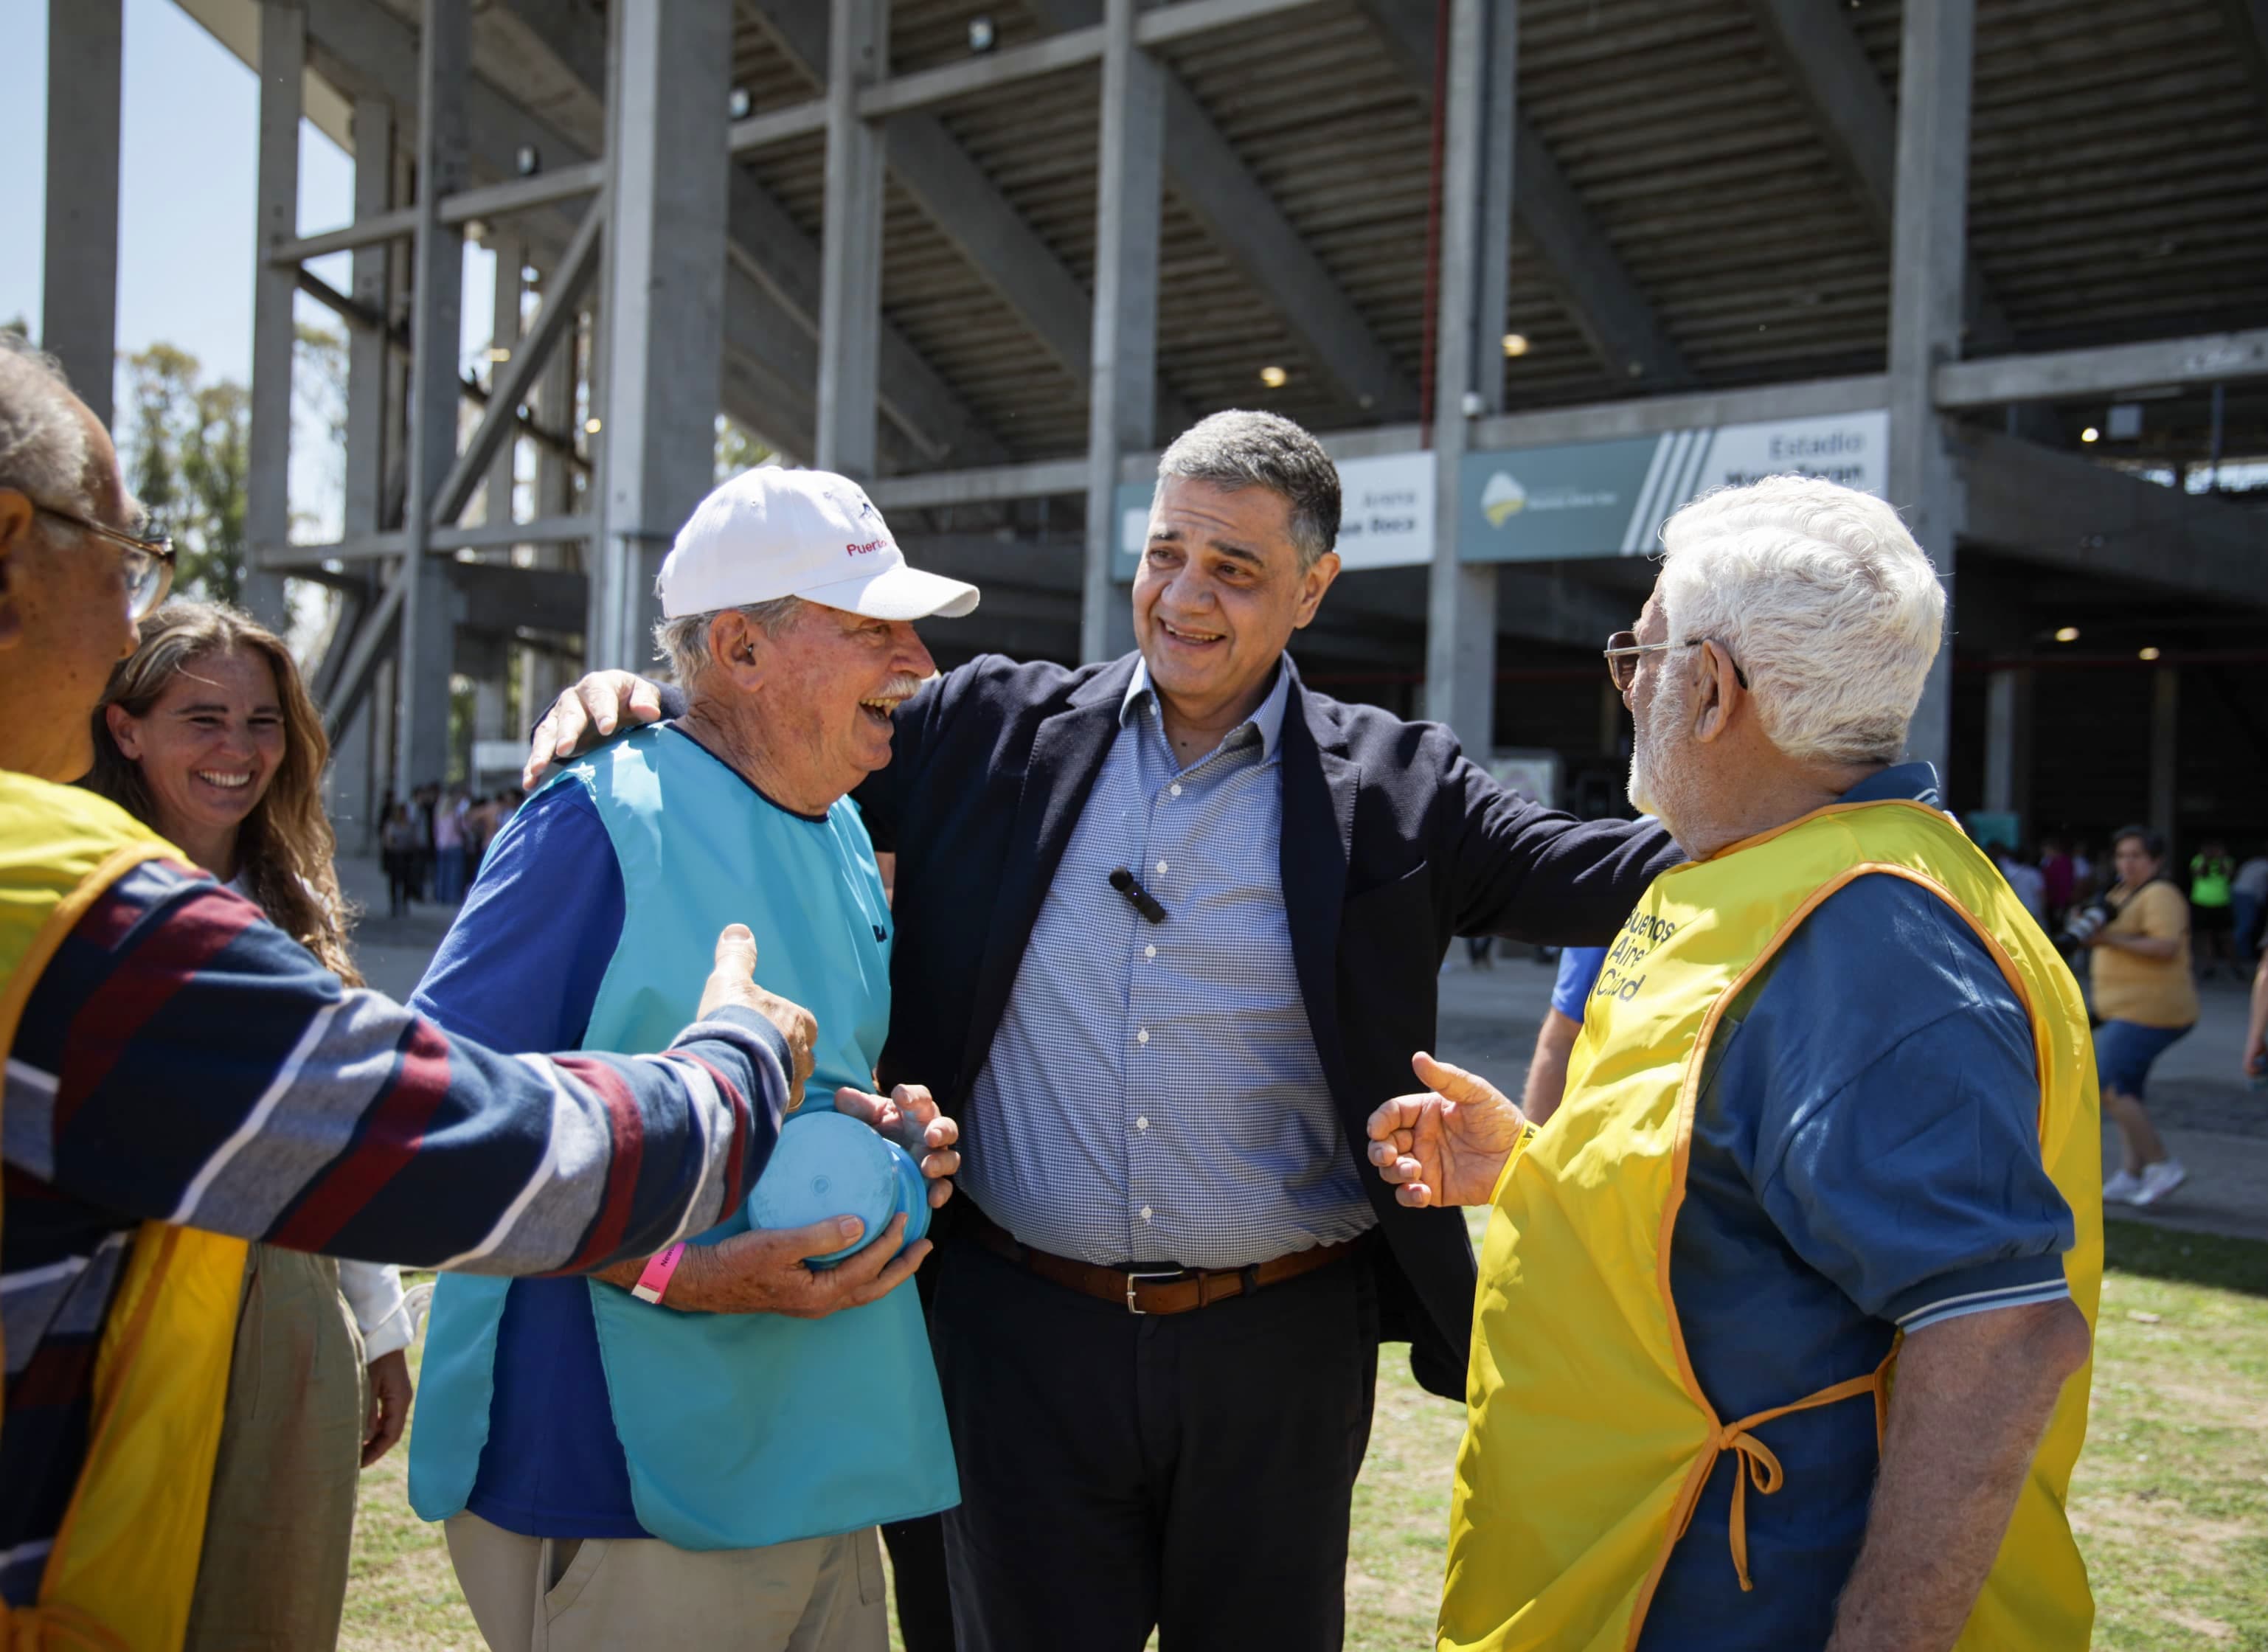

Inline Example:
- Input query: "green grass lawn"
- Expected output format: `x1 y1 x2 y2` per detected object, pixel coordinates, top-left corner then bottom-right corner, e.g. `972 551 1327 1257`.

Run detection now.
344 1221 2268 1651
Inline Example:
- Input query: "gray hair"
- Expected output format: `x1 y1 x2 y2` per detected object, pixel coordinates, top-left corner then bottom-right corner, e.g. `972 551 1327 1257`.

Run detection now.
652 594 805 684
1657 475 1946 767
1155 409 1340 571
0 331 93 512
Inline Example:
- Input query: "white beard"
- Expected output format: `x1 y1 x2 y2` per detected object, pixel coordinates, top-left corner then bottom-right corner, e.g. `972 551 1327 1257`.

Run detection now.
1626 669 1690 838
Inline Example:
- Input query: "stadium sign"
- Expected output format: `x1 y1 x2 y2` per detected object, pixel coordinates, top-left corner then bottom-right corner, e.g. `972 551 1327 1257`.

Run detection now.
1457 409 1890 563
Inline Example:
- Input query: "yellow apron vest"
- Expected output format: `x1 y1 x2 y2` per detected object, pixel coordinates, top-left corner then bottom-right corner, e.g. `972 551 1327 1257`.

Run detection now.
1441 799 2101 1652
0 771 249 1652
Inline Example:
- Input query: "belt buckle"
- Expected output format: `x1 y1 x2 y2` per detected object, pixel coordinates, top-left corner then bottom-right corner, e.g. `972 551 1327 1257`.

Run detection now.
1125 1269 1182 1314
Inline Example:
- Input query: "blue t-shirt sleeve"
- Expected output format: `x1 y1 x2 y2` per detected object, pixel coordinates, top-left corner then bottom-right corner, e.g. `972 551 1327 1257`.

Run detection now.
1551 946 1609 1021
1728 875 2075 1330
411 782 625 1052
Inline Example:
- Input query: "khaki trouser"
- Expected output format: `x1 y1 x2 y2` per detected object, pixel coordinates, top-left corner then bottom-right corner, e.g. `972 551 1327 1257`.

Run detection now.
186 1246 367 1651
445 1510 889 1652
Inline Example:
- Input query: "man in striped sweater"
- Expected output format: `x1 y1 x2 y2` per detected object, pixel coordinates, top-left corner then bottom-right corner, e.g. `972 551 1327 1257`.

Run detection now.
0 333 843 1635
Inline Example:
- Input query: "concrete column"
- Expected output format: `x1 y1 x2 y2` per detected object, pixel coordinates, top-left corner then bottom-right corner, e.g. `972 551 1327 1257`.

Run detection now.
518 285 579 730
398 0 470 789
327 94 396 856
2149 665 2179 851
241 0 303 631
488 239 524 530
41 0 122 426
1080 0 1165 663
1422 0 1517 754
1981 664 2033 827
1886 0 1975 774
590 0 732 670
817 0 889 479
344 97 395 541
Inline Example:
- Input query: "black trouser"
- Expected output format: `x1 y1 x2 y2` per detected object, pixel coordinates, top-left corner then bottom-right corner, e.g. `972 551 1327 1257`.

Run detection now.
931 1238 1380 1652
881 1513 956 1652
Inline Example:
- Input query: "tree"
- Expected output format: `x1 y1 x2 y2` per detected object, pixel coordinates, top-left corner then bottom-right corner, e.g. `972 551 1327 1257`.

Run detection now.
120 345 252 604
715 415 774 482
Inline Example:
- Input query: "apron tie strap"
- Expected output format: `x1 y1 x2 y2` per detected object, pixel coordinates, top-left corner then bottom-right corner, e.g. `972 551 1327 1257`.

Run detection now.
1670 1360 1893 1594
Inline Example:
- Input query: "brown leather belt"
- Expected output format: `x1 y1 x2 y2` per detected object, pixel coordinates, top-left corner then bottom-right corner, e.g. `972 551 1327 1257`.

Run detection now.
963 1203 1365 1315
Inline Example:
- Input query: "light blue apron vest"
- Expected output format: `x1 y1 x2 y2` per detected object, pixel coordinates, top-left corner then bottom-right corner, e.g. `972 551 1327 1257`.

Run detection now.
409 725 958 1549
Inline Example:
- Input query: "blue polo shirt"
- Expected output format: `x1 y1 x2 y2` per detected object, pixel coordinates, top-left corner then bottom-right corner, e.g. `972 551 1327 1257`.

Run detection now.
1634 765 2075 1649
412 782 645 1538
1551 946 1609 1020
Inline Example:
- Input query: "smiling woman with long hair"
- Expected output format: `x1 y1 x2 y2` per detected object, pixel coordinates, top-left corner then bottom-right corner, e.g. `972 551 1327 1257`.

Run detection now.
86 600 417 1651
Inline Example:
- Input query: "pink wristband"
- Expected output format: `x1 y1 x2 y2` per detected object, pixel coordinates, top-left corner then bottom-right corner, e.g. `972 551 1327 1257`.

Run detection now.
630 1242 687 1305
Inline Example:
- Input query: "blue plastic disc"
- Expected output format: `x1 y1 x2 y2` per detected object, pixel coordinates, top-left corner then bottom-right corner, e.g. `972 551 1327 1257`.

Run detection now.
745 1110 929 1267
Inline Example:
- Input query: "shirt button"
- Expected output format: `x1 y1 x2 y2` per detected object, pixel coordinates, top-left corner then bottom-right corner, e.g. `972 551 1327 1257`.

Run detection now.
1137 1027 1150 1044
1155 860 1168 876
1169 783 1182 797
1140 1206 1154 1221
1144 943 1156 959
1136 1116 1150 1131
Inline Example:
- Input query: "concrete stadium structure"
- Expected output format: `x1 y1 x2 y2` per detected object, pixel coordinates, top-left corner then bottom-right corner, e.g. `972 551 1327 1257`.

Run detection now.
35 0 2268 852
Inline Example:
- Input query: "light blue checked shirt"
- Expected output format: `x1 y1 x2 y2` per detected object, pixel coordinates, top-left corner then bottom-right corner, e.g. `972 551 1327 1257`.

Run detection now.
959 656 1376 1269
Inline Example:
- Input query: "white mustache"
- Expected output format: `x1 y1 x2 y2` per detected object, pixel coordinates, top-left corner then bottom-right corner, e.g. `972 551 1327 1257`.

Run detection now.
869 673 929 704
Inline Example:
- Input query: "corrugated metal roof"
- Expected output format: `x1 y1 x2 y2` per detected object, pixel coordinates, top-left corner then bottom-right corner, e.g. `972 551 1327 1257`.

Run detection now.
437 0 2268 462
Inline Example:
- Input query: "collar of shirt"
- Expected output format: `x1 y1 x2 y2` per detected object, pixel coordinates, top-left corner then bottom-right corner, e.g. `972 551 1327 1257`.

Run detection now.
1118 652 1296 765
1838 760 1944 808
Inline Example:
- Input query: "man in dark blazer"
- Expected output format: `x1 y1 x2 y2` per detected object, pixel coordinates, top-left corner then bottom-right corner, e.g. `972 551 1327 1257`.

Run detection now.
527 410 1676 1652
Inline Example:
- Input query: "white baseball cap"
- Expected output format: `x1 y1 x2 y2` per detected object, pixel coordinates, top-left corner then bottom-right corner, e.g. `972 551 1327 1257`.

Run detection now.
656 467 980 622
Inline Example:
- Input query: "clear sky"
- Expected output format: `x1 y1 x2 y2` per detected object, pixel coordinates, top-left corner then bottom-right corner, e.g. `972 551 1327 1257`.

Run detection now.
1 0 496 409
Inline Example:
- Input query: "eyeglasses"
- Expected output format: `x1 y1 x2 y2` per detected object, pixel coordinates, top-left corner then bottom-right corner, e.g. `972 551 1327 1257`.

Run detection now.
34 502 176 620
1603 631 1749 694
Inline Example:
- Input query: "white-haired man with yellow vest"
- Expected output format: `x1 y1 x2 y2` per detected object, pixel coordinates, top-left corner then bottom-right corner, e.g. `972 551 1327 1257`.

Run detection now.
1368 475 2100 1652
0 338 849 1647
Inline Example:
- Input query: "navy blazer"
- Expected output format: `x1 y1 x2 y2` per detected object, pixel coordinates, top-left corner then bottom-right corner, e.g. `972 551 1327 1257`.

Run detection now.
854 652 1679 1398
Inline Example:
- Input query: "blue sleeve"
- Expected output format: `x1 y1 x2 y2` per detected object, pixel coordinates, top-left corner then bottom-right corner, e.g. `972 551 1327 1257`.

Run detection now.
1551 947 1609 1020
411 782 625 1052
1724 876 2075 1330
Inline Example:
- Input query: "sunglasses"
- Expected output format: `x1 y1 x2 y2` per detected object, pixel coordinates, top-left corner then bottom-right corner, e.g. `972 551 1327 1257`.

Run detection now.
34 502 176 620
1602 631 1749 695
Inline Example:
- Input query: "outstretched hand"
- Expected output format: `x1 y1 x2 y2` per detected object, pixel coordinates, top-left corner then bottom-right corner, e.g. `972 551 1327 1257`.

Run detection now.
1365 1051 1527 1208
835 1083 962 1207
522 669 667 788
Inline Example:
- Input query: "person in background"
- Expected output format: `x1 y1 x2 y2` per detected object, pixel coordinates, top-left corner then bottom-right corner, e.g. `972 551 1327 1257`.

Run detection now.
2230 846 2267 968
2039 837 2076 929
2090 826 2197 1206
1996 842 2049 928
2190 839 2236 976
0 330 808 1649
89 600 421 1648
1465 934 1494 970
2244 948 2267 1087
381 799 421 917
1522 945 1606 1126
412 780 439 899
433 786 469 904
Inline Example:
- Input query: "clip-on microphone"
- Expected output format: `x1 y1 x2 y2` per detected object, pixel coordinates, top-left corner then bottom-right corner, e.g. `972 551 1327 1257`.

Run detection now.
1109 866 1169 924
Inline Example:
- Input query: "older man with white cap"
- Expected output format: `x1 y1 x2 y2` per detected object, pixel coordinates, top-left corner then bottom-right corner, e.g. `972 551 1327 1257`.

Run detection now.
406 468 977 1652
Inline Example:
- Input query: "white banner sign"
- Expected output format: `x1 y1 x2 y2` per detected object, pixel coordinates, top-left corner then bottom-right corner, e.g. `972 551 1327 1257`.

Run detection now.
1609 410 1890 553
1330 451 1438 570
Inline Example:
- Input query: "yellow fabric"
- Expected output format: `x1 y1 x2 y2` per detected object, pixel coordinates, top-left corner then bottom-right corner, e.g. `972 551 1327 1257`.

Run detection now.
2090 881 2198 1029
1441 799 2101 1652
0 771 248 1652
